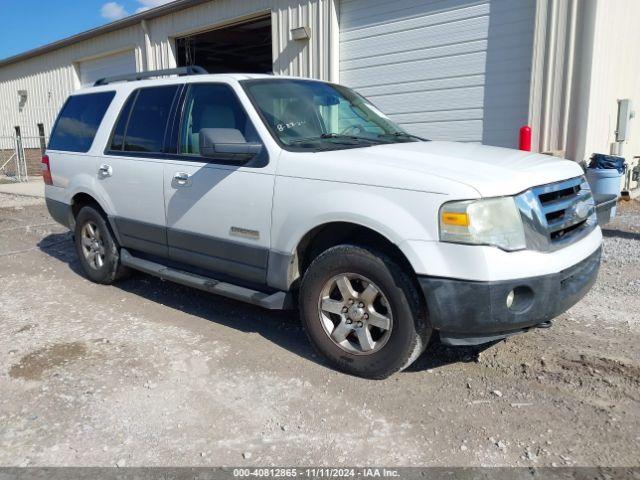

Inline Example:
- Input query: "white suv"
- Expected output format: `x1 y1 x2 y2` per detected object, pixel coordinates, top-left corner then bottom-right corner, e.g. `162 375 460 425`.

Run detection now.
44 67 602 379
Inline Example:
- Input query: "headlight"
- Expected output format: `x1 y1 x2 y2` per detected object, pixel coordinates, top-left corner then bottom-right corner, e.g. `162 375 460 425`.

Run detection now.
439 197 526 251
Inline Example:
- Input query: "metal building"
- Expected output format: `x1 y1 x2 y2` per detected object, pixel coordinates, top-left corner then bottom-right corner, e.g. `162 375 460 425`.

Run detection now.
0 0 638 190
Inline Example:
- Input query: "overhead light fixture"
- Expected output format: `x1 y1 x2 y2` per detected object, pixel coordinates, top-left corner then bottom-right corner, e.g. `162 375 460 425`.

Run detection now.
291 26 311 41
18 90 28 111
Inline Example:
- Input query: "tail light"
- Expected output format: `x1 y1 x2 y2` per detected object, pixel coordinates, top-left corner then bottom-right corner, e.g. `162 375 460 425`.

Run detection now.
42 155 53 185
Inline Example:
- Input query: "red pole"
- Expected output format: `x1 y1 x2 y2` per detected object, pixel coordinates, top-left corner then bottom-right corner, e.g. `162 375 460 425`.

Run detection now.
519 125 532 151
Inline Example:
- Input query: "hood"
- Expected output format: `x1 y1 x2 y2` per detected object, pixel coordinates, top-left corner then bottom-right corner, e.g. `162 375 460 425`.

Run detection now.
280 141 584 198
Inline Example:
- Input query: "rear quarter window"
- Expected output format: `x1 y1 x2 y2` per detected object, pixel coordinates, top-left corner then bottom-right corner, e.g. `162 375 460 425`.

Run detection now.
48 91 115 152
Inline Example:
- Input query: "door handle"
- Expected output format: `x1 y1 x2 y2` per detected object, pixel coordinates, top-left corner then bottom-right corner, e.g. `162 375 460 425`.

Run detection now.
98 164 112 177
173 172 191 187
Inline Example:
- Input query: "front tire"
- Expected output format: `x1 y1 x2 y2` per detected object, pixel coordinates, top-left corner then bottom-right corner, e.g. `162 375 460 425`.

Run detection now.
299 245 431 379
74 205 127 284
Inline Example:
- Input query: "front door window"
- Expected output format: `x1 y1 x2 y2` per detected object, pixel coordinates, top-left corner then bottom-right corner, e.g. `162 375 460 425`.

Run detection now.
179 84 259 156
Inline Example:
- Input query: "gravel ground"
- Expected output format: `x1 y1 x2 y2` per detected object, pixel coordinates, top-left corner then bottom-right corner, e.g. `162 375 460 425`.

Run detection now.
0 193 639 467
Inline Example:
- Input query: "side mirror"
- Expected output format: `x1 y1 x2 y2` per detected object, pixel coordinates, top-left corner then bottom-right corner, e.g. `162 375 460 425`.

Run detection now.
199 128 262 162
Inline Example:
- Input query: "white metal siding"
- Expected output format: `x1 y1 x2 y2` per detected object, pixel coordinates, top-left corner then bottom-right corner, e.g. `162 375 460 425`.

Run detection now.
532 0 640 189
0 24 142 138
0 0 338 139
79 50 137 87
339 0 536 147
578 0 640 189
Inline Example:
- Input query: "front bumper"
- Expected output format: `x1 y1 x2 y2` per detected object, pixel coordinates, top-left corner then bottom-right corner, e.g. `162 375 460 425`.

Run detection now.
419 246 601 346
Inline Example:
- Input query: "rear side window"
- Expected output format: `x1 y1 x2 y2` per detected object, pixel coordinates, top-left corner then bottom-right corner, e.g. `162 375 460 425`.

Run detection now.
108 86 178 153
49 92 115 152
109 92 136 151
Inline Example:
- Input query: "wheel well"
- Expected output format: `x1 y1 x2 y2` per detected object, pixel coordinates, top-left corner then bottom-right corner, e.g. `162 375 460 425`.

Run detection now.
296 222 416 283
70 193 121 245
71 193 105 218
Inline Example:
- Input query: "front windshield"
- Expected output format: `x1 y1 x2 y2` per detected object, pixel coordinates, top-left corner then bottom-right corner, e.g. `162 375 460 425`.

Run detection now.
242 79 423 150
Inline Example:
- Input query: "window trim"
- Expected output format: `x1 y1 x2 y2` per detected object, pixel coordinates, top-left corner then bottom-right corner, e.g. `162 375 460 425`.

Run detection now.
104 85 181 157
165 84 189 155
48 91 116 153
105 89 138 154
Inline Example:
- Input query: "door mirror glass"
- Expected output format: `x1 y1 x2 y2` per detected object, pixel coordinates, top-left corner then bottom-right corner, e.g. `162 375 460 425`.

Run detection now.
199 128 262 161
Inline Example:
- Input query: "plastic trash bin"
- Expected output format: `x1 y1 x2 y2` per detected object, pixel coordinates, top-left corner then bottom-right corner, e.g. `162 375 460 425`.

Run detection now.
593 193 618 226
586 154 625 218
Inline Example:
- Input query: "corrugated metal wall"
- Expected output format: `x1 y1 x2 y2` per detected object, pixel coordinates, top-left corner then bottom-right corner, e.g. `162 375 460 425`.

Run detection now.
532 0 640 189
0 0 338 142
0 24 143 140
339 0 536 148
529 0 578 157
581 0 640 179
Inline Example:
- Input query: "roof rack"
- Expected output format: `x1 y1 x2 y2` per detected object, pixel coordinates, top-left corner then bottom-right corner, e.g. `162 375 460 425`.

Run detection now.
93 65 208 86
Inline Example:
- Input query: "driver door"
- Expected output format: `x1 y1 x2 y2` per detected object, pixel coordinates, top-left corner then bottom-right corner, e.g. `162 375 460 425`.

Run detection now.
163 83 275 285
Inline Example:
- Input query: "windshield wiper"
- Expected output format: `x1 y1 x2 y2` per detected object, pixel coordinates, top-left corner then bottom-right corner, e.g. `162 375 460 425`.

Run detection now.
285 137 336 150
287 134 386 147
378 131 426 141
320 133 388 144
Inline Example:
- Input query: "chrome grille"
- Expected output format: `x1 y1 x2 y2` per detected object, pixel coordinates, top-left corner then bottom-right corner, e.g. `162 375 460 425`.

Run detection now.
516 176 597 252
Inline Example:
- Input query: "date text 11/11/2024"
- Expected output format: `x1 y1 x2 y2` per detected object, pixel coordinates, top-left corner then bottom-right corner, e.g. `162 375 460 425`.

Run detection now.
232 468 400 478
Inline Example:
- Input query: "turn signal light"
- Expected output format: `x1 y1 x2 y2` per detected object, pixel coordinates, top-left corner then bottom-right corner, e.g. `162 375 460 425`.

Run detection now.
441 212 469 227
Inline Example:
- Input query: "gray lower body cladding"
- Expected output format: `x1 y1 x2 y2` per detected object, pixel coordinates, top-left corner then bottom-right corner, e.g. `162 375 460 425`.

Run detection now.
112 216 269 285
419 247 602 346
46 198 73 228
44 199 289 291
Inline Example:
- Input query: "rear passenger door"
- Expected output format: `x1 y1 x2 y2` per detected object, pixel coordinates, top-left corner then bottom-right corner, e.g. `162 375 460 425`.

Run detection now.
163 83 275 285
102 85 180 257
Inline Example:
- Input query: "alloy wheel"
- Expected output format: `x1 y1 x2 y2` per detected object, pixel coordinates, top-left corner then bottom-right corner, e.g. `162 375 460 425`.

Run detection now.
80 221 106 270
317 273 393 355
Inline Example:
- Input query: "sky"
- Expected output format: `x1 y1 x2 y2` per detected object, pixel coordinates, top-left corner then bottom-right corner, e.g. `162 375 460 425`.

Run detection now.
0 0 173 61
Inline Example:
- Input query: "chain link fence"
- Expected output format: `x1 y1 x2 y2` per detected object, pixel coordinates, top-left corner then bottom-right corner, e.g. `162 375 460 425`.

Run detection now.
0 135 47 183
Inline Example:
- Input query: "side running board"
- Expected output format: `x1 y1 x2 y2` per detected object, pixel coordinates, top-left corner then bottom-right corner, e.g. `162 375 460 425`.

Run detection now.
120 249 291 310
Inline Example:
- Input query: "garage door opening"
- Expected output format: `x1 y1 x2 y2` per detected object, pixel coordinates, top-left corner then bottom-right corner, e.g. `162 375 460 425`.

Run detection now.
176 16 272 74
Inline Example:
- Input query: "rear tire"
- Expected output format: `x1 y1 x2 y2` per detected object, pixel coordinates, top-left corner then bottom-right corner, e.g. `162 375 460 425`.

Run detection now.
299 244 431 379
74 205 128 284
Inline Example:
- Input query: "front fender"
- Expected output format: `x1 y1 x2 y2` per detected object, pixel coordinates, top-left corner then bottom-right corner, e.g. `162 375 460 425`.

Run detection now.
269 177 454 289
